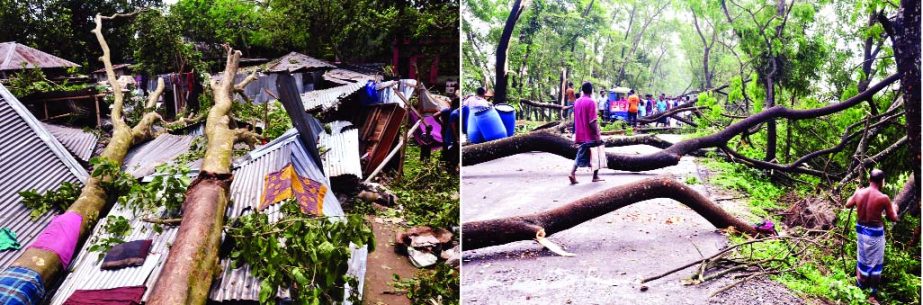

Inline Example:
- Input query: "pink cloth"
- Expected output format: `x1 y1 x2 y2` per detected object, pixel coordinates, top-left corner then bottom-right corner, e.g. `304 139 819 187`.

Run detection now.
410 112 444 145
573 96 599 144
29 211 82 268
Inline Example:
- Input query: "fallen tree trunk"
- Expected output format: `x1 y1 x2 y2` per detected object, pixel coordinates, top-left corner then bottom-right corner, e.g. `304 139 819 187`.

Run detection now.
463 74 899 173
520 98 565 110
881 0 921 199
462 176 757 251
895 176 919 217
637 105 705 124
6 11 165 286
147 46 255 305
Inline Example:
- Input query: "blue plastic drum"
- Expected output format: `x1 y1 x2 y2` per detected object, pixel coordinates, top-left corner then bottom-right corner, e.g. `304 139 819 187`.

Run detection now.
461 105 470 134
474 107 507 142
494 104 516 136
466 106 485 143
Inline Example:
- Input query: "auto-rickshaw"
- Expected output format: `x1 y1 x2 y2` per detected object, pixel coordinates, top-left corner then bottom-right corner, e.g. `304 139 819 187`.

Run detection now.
605 87 631 122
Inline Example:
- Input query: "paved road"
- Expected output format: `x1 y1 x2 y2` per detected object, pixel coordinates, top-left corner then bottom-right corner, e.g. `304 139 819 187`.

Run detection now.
461 135 801 305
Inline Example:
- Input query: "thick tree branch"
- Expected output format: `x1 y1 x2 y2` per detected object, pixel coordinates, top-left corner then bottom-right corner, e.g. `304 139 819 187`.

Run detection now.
464 74 899 172
462 177 757 251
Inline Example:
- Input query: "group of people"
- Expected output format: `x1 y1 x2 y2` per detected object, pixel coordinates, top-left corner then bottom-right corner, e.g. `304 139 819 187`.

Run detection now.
624 91 688 127
562 82 690 128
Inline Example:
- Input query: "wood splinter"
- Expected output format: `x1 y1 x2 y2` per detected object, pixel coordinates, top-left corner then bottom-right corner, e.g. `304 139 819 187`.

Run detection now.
535 228 575 257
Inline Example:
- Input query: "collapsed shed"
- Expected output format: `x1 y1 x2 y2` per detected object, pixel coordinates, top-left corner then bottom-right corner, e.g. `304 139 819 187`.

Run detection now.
49 128 367 304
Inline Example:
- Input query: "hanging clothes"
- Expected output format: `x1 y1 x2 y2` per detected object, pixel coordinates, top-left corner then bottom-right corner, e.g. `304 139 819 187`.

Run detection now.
259 163 326 215
0 228 20 251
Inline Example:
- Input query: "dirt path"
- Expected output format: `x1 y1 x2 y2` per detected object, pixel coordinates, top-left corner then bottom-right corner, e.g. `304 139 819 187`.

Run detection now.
363 217 416 305
461 135 803 304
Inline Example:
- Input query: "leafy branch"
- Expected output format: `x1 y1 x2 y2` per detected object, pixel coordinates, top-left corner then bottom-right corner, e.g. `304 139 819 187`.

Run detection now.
18 182 81 220
226 200 375 305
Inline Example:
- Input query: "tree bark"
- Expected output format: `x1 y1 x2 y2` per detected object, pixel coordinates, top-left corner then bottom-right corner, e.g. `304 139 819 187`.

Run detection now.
462 177 757 250
6 11 164 286
147 46 250 305
879 0 921 196
495 0 527 105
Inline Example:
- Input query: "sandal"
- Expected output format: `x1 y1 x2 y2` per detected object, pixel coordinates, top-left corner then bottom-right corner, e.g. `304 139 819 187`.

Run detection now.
568 175 578 185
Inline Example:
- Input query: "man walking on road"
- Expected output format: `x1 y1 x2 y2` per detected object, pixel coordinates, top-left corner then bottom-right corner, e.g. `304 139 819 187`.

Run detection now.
845 169 898 304
568 82 604 184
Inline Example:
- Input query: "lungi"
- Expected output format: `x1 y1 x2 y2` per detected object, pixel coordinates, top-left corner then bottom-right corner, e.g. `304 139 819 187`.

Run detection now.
856 224 885 278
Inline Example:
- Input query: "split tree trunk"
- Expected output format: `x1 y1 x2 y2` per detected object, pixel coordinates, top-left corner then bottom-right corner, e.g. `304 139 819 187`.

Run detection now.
6 11 165 286
463 177 757 250
147 47 255 305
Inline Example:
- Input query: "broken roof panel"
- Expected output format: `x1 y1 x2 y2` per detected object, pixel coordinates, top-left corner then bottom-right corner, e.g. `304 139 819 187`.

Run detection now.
42 123 99 162
319 121 363 179
0 42 80 71
267 52 335 73
209 129 366 303
122 134 199 178
301 81 366 112
0 83 88 270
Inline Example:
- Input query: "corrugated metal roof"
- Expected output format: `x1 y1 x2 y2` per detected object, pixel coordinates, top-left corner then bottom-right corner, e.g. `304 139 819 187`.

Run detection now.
324 68 373 85
301 81 365 112
267 52 335 72
51 129 366 304
209 129 366 303
319 121 363 178
47 204 179 305
42 123 98 162
122 134 198 178
0 83 88 270
0 42 80 71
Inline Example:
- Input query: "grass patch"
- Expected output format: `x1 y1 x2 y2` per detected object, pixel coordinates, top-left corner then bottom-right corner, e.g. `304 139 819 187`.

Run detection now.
701 158 784 219
390 145 459 229
383 144 459 305
703 157 920 304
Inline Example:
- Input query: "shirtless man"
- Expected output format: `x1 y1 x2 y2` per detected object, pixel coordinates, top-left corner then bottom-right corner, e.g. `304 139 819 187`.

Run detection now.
845 169 898 302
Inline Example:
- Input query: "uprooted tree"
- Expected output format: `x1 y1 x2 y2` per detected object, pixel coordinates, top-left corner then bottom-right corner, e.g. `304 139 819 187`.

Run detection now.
462 0 919 253
146 46 258 305
2 11 169 288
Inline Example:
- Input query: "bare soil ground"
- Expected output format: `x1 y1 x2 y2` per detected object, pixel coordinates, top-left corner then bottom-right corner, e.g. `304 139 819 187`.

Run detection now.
461 135 803 305
363 217 416 305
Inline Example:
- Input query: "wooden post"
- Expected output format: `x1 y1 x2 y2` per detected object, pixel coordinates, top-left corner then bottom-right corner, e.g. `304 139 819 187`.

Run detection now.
94 95 102 127
394 88 422 179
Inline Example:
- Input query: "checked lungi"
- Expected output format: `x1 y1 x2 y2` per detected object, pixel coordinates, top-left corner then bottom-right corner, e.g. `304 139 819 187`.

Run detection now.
856 224 885 278
0 266 45 305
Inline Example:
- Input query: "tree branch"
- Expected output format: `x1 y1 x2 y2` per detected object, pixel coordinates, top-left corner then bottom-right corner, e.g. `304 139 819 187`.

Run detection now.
462 176 757 251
